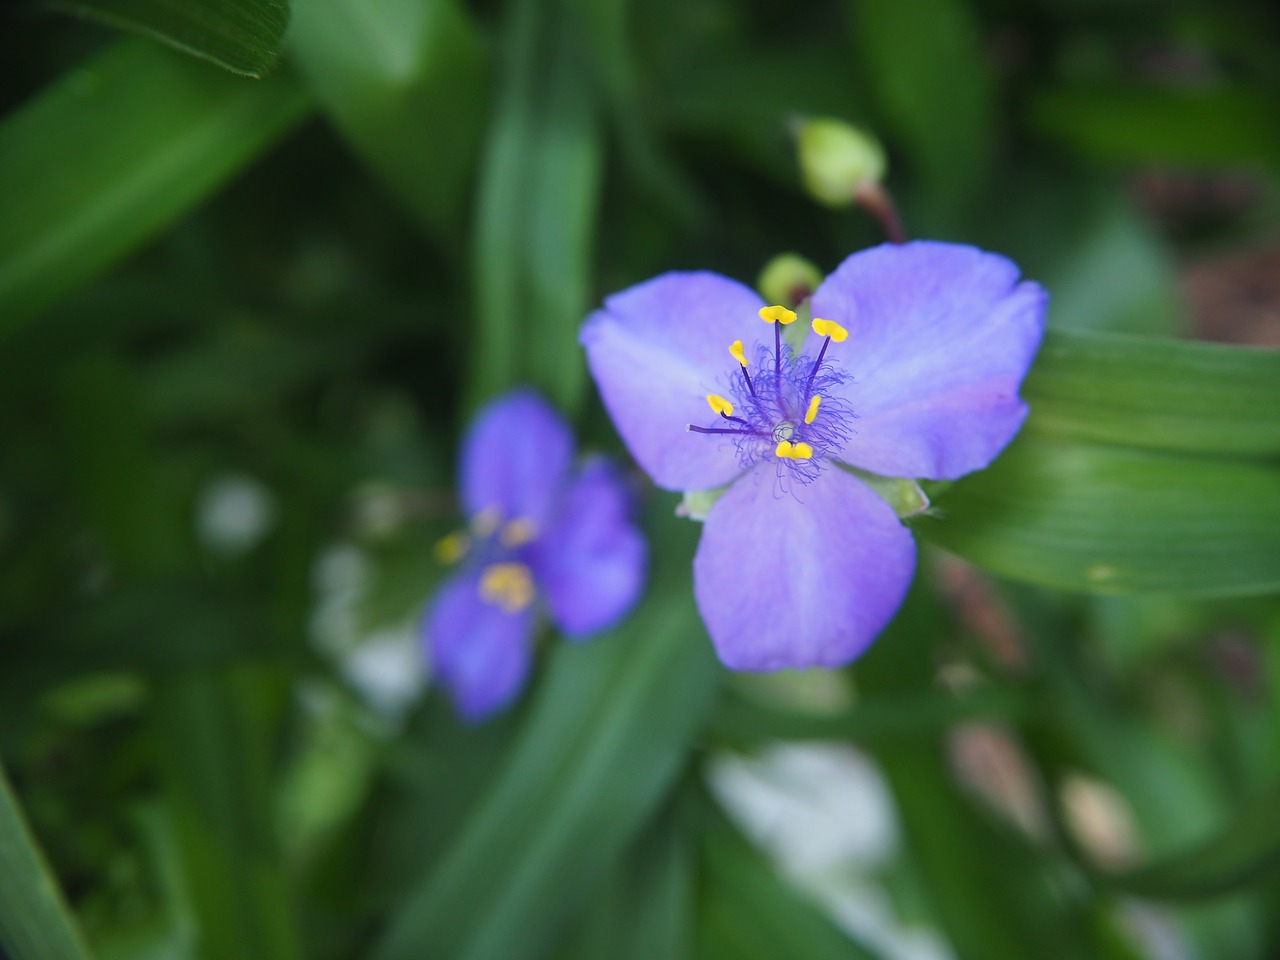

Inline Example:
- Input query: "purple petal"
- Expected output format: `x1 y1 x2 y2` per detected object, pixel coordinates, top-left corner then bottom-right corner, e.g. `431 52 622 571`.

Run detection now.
460 389 574 527
693 466 916 670
423 571 535 721
532 457 648 638
581 271 766 491
810 242 1047 480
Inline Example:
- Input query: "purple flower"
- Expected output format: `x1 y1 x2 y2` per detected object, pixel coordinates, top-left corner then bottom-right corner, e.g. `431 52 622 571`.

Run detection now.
423 389 648 720
581 241 1046 671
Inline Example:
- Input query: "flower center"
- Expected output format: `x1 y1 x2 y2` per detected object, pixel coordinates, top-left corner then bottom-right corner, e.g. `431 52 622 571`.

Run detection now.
478 561 536 613
687 305 854 485
433 506 542 613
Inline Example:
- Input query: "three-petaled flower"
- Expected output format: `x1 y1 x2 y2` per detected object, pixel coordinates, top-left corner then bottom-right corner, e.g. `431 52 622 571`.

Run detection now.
581 241 1046 670
423 389 648 719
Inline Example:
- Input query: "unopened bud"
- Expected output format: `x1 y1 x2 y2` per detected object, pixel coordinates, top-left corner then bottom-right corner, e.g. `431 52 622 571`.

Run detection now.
757 254 822 309
794 117 886 208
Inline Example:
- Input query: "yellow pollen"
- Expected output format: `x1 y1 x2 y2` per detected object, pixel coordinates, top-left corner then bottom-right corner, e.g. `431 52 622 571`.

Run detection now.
706 394 734 417
499 517 538 548
805 395 821 424
729 339 749 367
471 505 502 537
433 531 470 565
758 304 798 325
811 317 848 342
478 562 535 614
775 440 814 461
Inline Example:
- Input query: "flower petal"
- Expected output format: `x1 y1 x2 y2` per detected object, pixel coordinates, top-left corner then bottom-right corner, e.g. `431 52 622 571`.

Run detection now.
533 457 648 638
693 466 916 670
810 241 1047 480
460 389 574 527
423 571 535 721
581 271 766 491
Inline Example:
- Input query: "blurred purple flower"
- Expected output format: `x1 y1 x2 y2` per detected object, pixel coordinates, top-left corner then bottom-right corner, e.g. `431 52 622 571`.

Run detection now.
581 241 1046 671
424 389 647 720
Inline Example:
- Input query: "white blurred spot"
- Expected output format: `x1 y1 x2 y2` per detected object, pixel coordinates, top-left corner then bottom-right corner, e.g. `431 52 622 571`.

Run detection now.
196 473 276 555
341 627 426 719
308 543 427 723
708 742 953 960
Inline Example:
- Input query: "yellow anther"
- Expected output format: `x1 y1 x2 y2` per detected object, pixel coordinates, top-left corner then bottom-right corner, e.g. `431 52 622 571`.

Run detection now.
433 531 470 565
478 562 536 614
805 395 821 424
471 505 502 537
729 340 749 367
811 317 848 342
499 517 538 548
758 304 798 325
706 394 734 417
775 440 815 461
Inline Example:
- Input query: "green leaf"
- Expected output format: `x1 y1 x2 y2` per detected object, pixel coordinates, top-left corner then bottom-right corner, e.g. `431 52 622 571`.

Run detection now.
0 39 309 334
372 511 720 960
924 435 1280 596
849 0 994 206
559 810 694 960
151 670 302 960
0 761 96 960
50 0 289 77
1024 330 1280 458
699 812 885 960
1029 85 1280 171
854 587 1141 960
287 0 489 242
705 687 1028 752
1101 771 1280 901
470 0 604 410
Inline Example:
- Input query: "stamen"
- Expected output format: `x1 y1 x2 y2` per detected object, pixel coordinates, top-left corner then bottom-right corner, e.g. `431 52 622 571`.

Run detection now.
433 530 470 565
774 440 815 461
804 318 848 401
811 318 848 341
805 395 821 424
706 394 734 417
499 517 538 548
478 562 535 613
758 305 798 325
761 306 798 383
729 340 756 397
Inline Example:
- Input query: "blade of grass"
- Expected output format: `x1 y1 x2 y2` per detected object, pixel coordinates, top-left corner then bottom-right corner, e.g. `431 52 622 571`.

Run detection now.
0 761 95 960
0 38 309 333
49 0 289 77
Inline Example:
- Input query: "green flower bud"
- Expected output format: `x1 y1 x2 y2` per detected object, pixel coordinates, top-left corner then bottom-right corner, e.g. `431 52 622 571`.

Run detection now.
757 253 823 309
795 117 886 208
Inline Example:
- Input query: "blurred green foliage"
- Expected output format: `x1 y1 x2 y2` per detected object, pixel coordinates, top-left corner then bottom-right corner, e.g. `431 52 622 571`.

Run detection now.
2 0 1280 958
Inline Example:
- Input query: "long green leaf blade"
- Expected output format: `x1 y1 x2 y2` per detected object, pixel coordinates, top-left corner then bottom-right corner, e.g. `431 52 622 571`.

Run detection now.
471 0 602 410
924 436 1280 596
152 671 302 960
50 0 289 76
0 39 309 334
373 513 720 960
0 761 95 960
1025 330 1280 458
287 0 488 241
